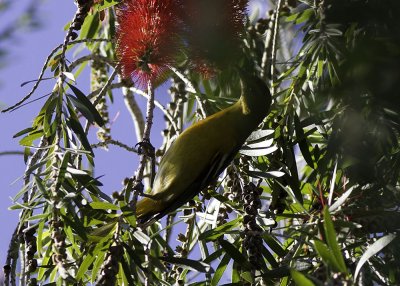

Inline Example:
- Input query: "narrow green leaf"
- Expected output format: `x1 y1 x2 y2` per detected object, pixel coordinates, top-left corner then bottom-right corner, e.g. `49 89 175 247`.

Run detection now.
66 82 104 126
13 127 35 138
211 253 231 286
329 186 354 212
262 234 287 257
294 114 314 168
239 146 278 156
219 239 252 270
261 245 279 268
67 94 95 124
76 252 96 280
323 207 347 273
246 170 285 179
79 12 100 40
160 256 213 273
55 152 70 188
66 117 93 154
61 213 88 241
120 256 136 286
133 229 151 245
97 0 120 11
62 72 76 82
290 269 315 286
119 201 136 228
88 222 117 242
246 129 275 141
313 240 342 272
19 130 43 146
90 201 119 211
354 234 396 279
91 248 107 283
199 217 242 241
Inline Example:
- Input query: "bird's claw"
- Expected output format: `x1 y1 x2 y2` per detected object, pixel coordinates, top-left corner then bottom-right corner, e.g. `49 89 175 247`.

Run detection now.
135 139 155 157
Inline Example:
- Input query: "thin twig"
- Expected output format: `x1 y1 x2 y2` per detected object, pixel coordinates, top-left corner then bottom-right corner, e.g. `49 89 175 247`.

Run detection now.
1 38 110 113
135 82 155 183
4 226 19 286
91 139 138 153
269 0 283 95
0 151 25 156
93 67 119 107
130 86 179 133
84 67 120 134
68 54 116 71
168 66 207 119
123 86 145 143
87 82 125 100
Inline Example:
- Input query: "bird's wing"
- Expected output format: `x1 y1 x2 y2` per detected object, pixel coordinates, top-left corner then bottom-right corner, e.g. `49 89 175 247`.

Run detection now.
138 147 240 226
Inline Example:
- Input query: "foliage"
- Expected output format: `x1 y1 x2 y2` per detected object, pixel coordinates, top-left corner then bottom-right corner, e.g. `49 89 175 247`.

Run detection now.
2 0 399 285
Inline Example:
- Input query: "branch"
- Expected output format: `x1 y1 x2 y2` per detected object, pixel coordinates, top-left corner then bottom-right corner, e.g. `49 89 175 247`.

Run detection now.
261 0 283 85
1 38 110 113
130 86 179 134
4 226 19 286
168 66 207 119
123 86 145 143
0 151 25 156
269 0 283 95
91 139 138 153
92 67 119 107
131 82 156 208
68 54 116 71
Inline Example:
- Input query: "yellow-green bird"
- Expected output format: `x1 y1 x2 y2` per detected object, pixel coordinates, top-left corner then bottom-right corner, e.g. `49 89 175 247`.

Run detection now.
136 70 271 224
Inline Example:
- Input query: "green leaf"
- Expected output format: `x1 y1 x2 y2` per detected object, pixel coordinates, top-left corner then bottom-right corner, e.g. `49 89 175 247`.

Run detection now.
290 270 315 286
323 207 347 273
97 0 120 11
246 170 285 179
76 252 96 280
239 145 278 156
199 217 242 241
120 256 136 285
294 114 314 168
246 129 275 141
13 127 35 138
66 82 104 126
159 256 212 273
133 229 151 245
285 8 314 24
91 248 107 283
314 239 342 272
261 245 279 268
211 252 231 286
79 12 100 40
90 201 119 211
55 152 70 188
219 239 252 270
61 213 88 241
88 222 117 242
19 130 43 146
67 94 95 124
119 201 136 228
354 234 396 279
329 186 354 212
262 234 287 257
66 116 93 154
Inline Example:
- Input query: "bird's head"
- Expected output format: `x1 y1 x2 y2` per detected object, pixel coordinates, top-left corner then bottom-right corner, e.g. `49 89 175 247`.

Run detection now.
237 68 272 115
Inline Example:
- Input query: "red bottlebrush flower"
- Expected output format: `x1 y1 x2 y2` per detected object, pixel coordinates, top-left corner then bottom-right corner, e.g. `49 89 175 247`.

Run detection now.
184 0 249 69
116 0 184 87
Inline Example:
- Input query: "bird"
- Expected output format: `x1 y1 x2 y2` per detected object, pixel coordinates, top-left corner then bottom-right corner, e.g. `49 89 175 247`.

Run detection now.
135 69 271 225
